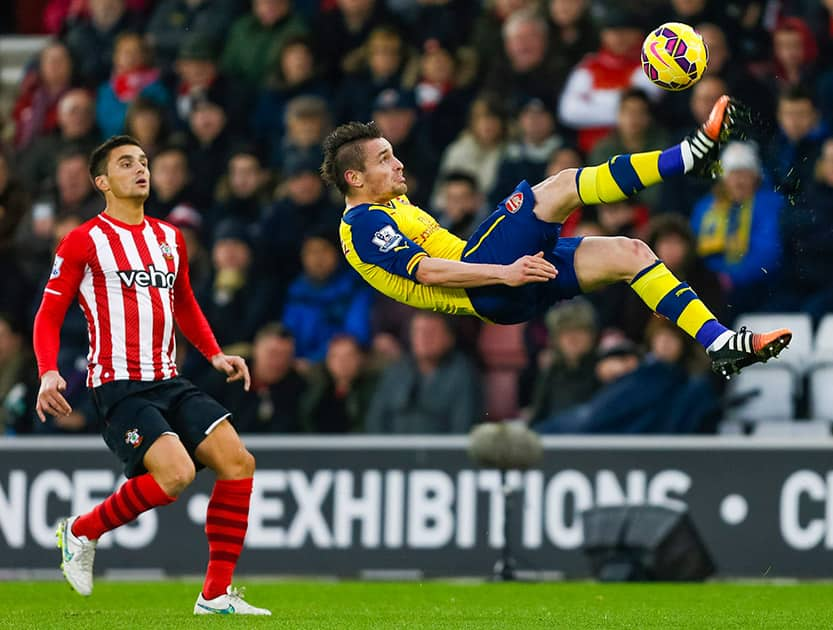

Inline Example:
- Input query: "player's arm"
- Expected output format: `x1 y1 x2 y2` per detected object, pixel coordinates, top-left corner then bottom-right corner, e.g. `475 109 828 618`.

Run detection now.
415 253 557 288
33 231 86 421
171 229 250 390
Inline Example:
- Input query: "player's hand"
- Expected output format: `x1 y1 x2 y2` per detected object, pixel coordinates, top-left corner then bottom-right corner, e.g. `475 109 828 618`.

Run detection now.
36 370 72 422
504 251 557 287
211 353 251 391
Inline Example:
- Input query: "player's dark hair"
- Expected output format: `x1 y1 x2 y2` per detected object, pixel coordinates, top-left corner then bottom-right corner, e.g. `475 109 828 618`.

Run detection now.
320 121 383 195
89 135 143 181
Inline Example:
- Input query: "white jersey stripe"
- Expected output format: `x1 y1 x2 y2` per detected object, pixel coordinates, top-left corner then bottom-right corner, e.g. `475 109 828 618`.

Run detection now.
158 222 180 373
116 225 156 380
89 226 130 381
141 223 176 379
78 264 102 386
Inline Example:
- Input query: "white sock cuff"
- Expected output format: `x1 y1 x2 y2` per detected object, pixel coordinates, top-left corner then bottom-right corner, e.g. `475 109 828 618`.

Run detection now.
680 141 694 173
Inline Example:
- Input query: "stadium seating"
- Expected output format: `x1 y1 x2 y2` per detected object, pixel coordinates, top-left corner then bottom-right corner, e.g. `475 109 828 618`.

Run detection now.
733 313 813 375
724 364 796 422
477 324 527 420
808 366 833 420
751 419 832 438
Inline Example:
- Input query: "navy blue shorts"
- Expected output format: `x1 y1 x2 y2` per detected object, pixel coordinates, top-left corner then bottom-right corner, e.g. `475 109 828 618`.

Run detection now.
463 181 584 324
91 377 230 479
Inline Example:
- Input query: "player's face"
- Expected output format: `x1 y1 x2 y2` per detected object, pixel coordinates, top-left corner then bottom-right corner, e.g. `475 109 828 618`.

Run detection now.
355 138 407 201
101 145 150 201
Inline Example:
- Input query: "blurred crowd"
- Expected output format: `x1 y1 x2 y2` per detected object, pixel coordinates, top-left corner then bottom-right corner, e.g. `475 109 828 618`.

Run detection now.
1 0 832 436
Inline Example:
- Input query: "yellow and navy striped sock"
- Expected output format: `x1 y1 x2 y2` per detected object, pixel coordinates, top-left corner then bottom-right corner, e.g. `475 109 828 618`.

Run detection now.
630 260 729 349
575 144 692 205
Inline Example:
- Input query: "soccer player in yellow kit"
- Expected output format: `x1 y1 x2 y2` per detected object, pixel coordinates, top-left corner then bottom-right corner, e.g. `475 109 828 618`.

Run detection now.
322 96 790 377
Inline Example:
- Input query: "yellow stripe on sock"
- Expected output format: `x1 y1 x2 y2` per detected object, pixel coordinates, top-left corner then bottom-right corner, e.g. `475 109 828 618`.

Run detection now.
630 151 663 188
630 263 677 311
676 300 716 339
578 162 623 204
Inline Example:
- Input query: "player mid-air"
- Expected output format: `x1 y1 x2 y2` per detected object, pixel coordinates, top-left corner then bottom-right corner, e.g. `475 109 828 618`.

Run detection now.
32 136 270 615
322 96 791 378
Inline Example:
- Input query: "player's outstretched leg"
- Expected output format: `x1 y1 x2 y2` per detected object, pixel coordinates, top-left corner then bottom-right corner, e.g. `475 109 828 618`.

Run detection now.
56 516 97 596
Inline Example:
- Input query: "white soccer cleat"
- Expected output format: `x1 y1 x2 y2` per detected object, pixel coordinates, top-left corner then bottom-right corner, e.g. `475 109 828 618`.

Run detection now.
56 516 97 596
194 585 272 616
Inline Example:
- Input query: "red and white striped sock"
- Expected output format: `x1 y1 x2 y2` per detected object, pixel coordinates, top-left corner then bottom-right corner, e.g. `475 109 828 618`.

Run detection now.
72 473 176 540
202 477 253 600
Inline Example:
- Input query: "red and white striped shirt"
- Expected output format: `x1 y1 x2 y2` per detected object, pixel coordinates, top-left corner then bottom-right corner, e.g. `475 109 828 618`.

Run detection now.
33 213 221 388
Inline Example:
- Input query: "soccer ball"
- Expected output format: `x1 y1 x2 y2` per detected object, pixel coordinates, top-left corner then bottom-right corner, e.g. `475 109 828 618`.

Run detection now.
641 22 708 91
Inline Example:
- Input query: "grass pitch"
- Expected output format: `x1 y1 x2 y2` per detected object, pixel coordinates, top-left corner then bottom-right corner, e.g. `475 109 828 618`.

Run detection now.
2 580 832 629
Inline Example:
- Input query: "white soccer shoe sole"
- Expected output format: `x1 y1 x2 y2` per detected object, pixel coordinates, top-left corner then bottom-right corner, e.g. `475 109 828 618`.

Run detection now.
56 516 97 596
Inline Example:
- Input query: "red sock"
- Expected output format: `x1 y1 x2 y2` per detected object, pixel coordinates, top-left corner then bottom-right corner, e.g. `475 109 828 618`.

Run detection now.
72 473 176 540
202 478 253 600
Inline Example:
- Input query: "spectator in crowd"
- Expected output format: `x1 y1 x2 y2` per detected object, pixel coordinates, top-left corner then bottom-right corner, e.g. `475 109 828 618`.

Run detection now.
0 148 35 329
282 227 373 364
469 0 538 79
12 40 75 151
124 96 170 160
204 147 270 242
270 94 330 172
558 8 661 154
313 0 402 83
252 34 331 154
95 32 169 138
165 203 212 291
482 8 569 112
767 17 819 92
300 334 378 433
435 171 488 240
258 152 341 285
207 322 306 433
19 89 99 197
434 95 508 206
0 148 30 252
543 144 585 236
337 25 413 124
691 141 783 316
62 0 144 85
144 144 192 219
765 86 829 205
365 311 483 433
371 87 437 208
185 93 235 207
146 0 239 71
221 0 308 89
0 313 38 435
765 137 833 324
527 297 599 424
387 0 478 47
44 0 154 34
489 96 565 208
545 0 599 71
589 88 668 211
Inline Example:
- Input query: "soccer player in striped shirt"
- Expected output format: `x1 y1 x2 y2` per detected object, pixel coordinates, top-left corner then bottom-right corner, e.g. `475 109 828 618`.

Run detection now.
33 136 270 616
327 96 791 378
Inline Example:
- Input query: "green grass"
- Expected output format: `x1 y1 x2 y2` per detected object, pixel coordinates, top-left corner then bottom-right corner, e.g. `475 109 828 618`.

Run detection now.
1 580 832 629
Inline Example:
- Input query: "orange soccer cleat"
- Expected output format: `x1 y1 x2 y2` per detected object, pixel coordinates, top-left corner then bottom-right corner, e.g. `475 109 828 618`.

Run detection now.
708 326 793 379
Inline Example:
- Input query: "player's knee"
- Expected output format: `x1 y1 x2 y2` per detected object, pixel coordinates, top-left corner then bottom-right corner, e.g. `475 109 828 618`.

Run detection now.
220 448 256 479
239 449 256 477
533 168 580 222
608 237 656 280
158 459 196 496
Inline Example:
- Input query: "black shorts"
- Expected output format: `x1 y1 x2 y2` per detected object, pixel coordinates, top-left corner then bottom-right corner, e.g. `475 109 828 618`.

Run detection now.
91 377 231 479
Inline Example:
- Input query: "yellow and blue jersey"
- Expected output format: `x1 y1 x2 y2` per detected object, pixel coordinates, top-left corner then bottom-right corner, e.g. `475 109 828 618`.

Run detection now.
339 194 480 316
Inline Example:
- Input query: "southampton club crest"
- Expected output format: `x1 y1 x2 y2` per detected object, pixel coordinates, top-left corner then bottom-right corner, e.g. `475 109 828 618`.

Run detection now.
125 428 143 448
159 240 173 260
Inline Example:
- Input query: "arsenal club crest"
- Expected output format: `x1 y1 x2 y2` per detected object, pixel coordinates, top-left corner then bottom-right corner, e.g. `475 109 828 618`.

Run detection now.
125 428 143 448
159 240 173 260
504 192 523 213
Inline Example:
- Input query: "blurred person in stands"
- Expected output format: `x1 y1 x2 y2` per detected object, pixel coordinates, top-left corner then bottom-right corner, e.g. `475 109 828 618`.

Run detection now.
691 141 783 316
371 87 437 208
526 297 599 424
12 40 75 152
589 88 667 212
544 0 598 70
336 25 414 124
165 203 211 291
206 322 306 433
185 93 235 207
765 137 833 324
146 0 239 71
767 17 819 92
0 150 34 329
96 32 170 138
436 171 488 240
124 96 170 160
0 148 30 252
221 0 308 89
44 0 154 34
204 147 271 241
269 94 330 173
434 95 508 208
482 8 569 112
258 152 341 286
0 313 38 435
365 311 482 433
489 95 565 208
144 145 192 219
469 0 538 79
33 135 270 615
252 34 330 154
300 334 378 433
54 149 105 222
62 0 145 85
282 227 373 365
558 8 661 155
19 88 100 197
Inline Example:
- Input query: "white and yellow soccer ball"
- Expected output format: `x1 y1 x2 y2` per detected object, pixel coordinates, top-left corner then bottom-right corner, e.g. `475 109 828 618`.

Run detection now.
641 22 709 91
